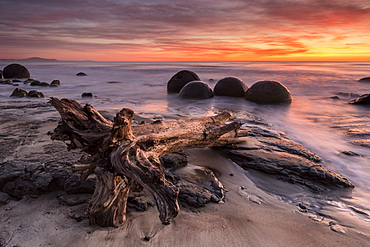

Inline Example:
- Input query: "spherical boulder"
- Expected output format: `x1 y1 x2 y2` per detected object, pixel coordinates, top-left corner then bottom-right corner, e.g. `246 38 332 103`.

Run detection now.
3 64 30 79
214 77 248 97
179 81 214 99
245 80 292 104
167 70 200 93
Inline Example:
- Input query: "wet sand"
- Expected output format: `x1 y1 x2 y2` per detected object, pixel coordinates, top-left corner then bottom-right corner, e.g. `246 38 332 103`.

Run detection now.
1 102 370 247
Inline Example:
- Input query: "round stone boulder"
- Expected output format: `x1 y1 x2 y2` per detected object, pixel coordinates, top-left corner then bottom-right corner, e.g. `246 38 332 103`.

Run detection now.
245 80 292 104
3 64 30 79
179 81 214 99
214 77 248 97
167 70 200 93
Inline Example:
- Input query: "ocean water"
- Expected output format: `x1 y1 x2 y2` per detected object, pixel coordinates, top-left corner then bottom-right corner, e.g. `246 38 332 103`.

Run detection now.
1 61 370 232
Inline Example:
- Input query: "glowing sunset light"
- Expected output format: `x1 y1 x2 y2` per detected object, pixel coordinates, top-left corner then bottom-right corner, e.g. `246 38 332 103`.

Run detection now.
1 0 370 61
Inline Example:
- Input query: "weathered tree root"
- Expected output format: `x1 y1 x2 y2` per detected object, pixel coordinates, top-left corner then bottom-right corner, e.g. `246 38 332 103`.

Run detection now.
50 97 242 227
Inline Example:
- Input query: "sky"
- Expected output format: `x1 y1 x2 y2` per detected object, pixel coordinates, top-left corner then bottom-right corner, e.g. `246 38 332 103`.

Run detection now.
1 0 370 61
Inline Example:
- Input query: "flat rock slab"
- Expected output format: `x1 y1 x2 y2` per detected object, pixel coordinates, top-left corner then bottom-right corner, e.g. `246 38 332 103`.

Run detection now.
216 125 353 192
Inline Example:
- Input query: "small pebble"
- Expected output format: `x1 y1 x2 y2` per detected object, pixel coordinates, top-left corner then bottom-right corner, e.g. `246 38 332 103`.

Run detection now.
143 236 151 241
162 220 171 225
229 173 234 176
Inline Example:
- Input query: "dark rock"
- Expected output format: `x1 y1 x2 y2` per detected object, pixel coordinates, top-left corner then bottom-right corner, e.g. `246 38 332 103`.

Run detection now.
214 77 248 97
0 191 10 205
179 81 214 99
76 72 87 76
30 172 53 191
349 94 370 104
58 193 91 206
0 79 12 84
160 151 188 169
340 150 362 157
358 77 370 82
10 88 27 98
27 90 44 98
23 79 34 84
0 70 2 79
50 80 60 87
245 80 292 104
64 174 95 194
3 63 30 79
30 80 41 86
0 161 24 189
12 79 22 83
166 164 225 207
216 125 353 192
330 96 340 100
82 92 93 98
167 70 200 93
39 82 50 87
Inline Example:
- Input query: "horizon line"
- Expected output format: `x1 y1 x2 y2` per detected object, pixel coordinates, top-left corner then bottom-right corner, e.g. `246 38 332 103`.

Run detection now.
1 57 370 63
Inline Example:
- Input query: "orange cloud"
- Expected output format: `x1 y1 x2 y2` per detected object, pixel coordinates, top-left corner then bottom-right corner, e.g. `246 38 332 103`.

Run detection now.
1 0 370 61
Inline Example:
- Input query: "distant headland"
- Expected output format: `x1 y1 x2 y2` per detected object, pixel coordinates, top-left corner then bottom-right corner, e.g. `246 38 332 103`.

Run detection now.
0 57 58 62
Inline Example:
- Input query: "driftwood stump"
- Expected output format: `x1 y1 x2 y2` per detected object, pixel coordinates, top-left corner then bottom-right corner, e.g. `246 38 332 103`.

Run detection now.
50 98 242 227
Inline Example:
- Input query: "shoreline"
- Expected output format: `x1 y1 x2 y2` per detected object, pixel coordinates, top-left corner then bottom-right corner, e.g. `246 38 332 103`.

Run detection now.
1 149 370 247
0 101 370 246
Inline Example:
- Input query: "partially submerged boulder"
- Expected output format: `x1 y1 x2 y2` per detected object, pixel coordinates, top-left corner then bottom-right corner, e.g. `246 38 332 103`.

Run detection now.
3 63 30 79
245 80 292 104
10 88 27 98
358 77 370 82
30 80 42 86
27 90 44 98
76 72 87 76
167 70 200 93
214 77 248 97
349 94 370 104
82 92 93 98
179 81 214 99
50 80 60 87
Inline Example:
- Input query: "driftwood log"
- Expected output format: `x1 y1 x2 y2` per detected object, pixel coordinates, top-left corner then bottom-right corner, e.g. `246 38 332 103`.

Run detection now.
50 97 242 227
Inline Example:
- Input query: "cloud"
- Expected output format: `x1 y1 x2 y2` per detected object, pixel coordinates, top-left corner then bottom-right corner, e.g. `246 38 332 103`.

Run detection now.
1 0 370 60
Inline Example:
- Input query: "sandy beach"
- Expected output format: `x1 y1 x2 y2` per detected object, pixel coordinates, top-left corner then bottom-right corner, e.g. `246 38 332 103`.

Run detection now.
1 101 370 247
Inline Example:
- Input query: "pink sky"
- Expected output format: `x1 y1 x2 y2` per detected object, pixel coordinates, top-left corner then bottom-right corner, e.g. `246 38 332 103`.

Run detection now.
1 0 370 61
